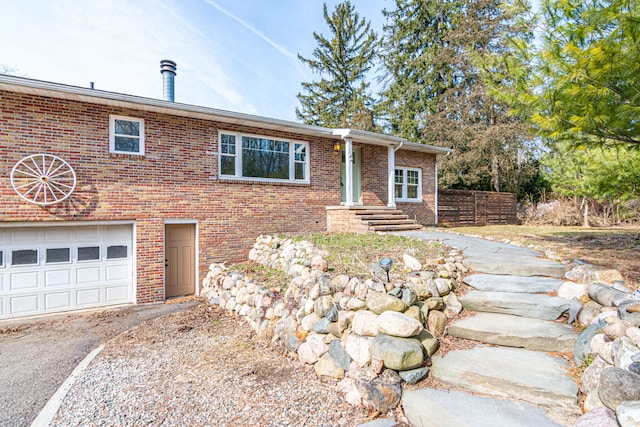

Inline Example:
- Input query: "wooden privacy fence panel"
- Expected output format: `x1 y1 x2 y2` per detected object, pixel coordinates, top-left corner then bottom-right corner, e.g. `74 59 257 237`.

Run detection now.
438 189 517 226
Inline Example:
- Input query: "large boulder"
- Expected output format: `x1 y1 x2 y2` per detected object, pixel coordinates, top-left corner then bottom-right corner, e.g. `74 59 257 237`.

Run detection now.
366 290 406 314
370 334 424 371
598 367 640 410
566 264 625 285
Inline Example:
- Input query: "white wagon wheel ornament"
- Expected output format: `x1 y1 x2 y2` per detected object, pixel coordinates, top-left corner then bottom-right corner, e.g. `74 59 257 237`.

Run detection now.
10 154 77 205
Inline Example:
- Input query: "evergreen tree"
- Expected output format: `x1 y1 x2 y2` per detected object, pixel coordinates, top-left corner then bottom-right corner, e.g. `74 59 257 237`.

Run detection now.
296 1 378 130
380 0 542 196
530 0 640 148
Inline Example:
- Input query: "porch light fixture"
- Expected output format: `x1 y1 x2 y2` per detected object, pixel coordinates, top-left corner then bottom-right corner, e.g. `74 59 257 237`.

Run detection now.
379 257 393 283
333 141 341 152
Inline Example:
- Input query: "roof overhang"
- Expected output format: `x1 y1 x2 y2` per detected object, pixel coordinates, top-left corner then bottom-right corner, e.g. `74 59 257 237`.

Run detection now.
0 75 452 156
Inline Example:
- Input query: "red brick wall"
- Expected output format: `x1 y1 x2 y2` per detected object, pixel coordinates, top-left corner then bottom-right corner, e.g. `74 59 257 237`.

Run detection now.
0 90 436 303
395 150 437 225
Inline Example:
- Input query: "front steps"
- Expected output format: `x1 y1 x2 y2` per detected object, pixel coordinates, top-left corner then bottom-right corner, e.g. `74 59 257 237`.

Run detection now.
326 206 423 233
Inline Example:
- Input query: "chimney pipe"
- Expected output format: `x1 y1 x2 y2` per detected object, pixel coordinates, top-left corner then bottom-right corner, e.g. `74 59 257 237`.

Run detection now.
160 59 177 102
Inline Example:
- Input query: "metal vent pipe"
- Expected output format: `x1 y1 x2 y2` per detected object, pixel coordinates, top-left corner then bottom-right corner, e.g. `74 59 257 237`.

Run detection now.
160 59 177 102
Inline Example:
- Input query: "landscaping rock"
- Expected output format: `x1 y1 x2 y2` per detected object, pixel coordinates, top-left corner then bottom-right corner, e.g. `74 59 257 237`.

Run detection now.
398 367 429 385
579 301 603 327
574 407 619 427
425 297 443 310
403 305 422 323
354 369 403 413
581 356 609 395
566 264 625 285
575 321 606 367
613 337 640 370
370 334 424 371
605 320 634 340
328 339 352 371
617 401 640 427
403 254 423 271
301 312 321 332
366 291 406 314
416 330 439 357
442 293 462 318
314 352 345 379
583 384 606 412
344 333 373 367
619 300 640 326
589 283 632 307
627 327 640 346
598 367 640 410
352 310 380 337
377 311 423 338
313 318 331 334
401 288 417 306
557 282 589 300
326 304 339 322
427 310 447 337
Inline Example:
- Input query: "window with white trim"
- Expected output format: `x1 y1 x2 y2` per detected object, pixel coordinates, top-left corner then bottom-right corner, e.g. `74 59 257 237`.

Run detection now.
395 167 422 202
109 115 145 155
218 131 309 183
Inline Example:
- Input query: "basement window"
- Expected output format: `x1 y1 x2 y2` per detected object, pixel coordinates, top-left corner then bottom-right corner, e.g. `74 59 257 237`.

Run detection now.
109 115 145 155
395 167 422 202
218 131 309 183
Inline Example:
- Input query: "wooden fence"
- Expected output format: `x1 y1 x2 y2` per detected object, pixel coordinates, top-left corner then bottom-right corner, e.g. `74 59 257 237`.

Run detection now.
438 189 517 226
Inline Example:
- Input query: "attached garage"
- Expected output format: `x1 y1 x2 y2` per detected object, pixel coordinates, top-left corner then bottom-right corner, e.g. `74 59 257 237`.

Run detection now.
0 223 134 319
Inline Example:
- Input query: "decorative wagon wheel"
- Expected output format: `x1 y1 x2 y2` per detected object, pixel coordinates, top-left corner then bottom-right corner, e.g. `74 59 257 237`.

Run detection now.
10 154 77 205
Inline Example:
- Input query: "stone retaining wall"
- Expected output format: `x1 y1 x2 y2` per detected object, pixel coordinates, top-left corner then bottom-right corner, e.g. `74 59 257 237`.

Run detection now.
201 234 466 411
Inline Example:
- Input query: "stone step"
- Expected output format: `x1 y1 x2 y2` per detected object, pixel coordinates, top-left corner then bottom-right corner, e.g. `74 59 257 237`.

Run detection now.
458 290 569 320
447 312 577 352
357 214 410 221
430 346 580 414
462 256 570 278
463 273 564 293
403 388 567 427
370 224 423 232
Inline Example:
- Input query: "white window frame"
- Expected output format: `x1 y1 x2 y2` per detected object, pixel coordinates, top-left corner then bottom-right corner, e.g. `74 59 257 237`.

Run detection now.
109 115 145 155
217 131 310 184
395 167 422 202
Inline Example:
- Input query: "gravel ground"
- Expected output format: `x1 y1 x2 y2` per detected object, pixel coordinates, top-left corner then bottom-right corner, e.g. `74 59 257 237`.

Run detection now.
52 302 374 426
0 301 195 427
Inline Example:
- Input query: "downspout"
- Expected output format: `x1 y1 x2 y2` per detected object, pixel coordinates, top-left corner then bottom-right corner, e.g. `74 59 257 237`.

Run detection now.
394 140 404 152
435 151 451 224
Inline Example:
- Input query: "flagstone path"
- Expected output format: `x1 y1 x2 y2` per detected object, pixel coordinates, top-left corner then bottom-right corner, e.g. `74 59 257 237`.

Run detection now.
393 231 582 427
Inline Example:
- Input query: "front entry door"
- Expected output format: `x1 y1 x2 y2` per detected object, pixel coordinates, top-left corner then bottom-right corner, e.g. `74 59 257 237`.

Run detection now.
340 147 362 204
165 224 195 298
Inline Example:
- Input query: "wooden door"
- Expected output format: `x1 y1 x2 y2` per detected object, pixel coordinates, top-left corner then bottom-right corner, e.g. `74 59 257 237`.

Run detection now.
165 224 195 298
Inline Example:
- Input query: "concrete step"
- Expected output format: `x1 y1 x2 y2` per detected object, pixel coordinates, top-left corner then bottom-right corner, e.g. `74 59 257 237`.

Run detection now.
430 346 580 415
403 388 568 427
357 214 410 221
447 312 577 352
370 224 423 232
353 209 404 216
458 290 569 320
463 274 564 293
366 219 416 226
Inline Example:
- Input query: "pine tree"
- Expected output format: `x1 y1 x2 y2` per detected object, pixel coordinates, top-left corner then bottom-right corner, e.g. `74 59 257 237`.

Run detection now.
380 0 542 196
296 1 378 130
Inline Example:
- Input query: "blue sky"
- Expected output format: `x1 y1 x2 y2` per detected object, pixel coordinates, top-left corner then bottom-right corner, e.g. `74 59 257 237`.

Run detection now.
2 0 389 121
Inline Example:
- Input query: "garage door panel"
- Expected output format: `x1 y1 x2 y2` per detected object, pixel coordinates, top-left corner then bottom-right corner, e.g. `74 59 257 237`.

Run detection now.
10 272 39 290
45 269 71 287
45 292 72 310
77 288 101 306
106 285 129 302
77 267 101 284
106 265 129 281
11 295 39 314
0 224 134 319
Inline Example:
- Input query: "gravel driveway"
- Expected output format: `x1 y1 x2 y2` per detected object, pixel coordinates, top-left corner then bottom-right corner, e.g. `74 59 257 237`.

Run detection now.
50 303 373 426
0 300 196 427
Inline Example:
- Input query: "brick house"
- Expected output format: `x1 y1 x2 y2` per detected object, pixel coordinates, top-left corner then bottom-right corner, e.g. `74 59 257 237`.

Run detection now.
0 71 451 319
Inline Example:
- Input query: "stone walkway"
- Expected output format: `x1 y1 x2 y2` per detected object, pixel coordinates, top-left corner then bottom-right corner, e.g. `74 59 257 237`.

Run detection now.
394 231 582 427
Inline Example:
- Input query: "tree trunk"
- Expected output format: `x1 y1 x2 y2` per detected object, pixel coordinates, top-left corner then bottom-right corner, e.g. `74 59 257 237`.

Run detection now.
582 198 590 228
492 154 500 192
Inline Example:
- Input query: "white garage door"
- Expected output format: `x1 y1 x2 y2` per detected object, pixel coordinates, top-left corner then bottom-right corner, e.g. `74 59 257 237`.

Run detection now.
0 224 134 319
